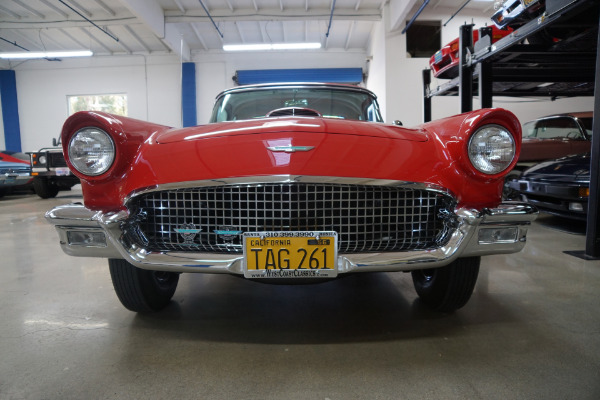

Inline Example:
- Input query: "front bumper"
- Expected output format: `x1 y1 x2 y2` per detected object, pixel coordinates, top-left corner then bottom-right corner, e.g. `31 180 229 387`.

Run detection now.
46 202 538 274
0 173 31 187
509 179 588 220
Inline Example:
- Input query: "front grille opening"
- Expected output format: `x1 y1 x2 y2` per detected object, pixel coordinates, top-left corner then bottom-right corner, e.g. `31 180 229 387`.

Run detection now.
124 183 455 254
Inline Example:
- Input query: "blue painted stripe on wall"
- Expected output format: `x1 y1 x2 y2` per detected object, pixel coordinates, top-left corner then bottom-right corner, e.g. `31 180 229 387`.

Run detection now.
181 62 197 127
236 68 363 85
0 70 22 152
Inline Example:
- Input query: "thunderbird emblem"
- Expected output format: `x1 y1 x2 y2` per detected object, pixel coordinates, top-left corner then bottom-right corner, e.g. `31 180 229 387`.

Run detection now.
174 223 202 245
214 226 243 243
266 145 315 153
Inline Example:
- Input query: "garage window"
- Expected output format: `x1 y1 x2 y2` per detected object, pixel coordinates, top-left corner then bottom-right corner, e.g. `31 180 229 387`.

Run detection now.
68 94 128 116
406 21 441 58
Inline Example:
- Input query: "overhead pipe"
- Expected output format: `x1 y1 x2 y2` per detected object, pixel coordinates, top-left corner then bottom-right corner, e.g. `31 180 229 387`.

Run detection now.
58 0 119 42
199 0 224 39
326 0 337 37
0 37 29 52
444 0 473 27
402 0 430 34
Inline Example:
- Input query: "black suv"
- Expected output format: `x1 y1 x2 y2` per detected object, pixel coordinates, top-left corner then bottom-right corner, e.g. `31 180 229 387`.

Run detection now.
30 138 79 198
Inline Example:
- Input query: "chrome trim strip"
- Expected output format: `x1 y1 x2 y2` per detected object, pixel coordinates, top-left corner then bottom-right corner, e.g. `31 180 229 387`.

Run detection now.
123 176 455 207
216 83 379 100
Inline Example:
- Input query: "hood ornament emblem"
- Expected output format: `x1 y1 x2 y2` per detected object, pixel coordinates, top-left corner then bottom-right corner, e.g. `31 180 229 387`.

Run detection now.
266 145 315 153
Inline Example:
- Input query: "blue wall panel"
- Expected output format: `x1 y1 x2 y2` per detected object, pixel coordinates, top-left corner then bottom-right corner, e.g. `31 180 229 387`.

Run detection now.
0 70 22 151
236 68 363 85
182 62 197 127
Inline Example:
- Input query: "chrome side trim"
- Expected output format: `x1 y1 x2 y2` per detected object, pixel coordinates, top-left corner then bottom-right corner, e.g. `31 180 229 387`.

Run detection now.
46 201 538 274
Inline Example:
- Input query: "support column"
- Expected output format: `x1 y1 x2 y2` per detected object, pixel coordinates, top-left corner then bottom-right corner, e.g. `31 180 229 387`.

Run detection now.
423 69 432 122
0 70 22 151
585 12 600 258
459 24 473 113
477 27 493 109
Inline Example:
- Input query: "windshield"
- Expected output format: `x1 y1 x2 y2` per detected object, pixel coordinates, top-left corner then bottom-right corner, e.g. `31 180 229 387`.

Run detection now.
527 116 592 140
579 117 593 137
210 87 383 123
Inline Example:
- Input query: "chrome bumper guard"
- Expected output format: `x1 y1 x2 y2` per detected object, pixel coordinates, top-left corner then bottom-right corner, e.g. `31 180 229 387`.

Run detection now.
46 202 538 274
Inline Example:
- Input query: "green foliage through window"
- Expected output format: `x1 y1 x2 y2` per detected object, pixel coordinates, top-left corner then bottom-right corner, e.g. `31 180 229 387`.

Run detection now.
68 94 128 116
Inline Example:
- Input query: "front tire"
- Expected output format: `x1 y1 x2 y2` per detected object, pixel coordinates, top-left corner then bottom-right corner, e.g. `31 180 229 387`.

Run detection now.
108 259 179 312
33 176 60 199
411 257 480 312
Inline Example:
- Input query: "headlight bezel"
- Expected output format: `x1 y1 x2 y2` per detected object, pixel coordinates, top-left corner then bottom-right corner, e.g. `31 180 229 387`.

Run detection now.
68 127 116 177
467 124 516 176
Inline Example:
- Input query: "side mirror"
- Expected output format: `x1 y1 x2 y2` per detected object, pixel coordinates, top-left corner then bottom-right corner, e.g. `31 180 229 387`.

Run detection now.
393 120 403 126
52 138 58 147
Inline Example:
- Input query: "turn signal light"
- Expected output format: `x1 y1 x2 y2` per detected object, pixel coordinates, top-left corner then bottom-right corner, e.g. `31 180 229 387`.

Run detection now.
578 187 590 198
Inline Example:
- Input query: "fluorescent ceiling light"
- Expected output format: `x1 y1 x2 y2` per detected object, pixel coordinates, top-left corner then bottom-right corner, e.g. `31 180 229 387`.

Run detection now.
0 50 93 59
223 43 322 51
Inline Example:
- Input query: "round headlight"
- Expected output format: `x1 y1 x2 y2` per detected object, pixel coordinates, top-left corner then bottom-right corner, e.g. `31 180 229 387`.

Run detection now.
68 127 115 176
38 155 47 164
468 124 515 174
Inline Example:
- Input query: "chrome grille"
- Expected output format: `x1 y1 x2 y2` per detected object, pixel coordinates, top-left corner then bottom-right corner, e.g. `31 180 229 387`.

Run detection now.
124 183 455 254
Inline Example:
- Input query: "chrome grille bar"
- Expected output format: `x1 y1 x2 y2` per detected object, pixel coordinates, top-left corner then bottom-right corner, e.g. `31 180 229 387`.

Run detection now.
125 183 454 254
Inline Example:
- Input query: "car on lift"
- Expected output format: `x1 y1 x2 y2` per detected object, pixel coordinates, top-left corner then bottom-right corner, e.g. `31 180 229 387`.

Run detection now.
429 26 513 79
0 151 32 198
508 153 590 220
491 0 545 30
46 83 537 314
30 138 80 198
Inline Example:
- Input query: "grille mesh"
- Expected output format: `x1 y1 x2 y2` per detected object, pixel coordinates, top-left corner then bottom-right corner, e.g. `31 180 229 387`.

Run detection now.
48 152 67 168
125 183 454 254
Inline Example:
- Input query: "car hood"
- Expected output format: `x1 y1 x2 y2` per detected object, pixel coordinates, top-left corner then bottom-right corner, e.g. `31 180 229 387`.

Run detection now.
522 154 591 182
155 117 428 144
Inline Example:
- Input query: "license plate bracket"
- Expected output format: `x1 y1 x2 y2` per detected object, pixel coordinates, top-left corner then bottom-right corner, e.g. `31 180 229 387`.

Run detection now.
243 231 338 279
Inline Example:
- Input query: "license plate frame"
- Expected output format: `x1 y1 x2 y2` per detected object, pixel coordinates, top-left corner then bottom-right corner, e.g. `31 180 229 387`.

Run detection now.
243 231 338 279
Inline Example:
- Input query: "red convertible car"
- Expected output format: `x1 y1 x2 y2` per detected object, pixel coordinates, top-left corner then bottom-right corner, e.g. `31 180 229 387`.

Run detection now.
46 83 537 313
430 26 512 79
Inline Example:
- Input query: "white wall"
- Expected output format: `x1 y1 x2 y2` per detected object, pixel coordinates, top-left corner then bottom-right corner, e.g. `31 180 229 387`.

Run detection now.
12 55 181 152
365 17 387 120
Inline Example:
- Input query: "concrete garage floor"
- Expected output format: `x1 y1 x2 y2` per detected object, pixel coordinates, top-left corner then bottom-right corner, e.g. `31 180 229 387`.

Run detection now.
1 187 599 400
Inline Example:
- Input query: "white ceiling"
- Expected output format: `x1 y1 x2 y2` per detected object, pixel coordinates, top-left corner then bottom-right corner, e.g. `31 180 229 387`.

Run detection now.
0 0 498 60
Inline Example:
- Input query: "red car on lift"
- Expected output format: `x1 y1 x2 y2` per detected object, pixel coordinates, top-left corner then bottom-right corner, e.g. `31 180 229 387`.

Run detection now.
430 26 513 79
46 83 537 314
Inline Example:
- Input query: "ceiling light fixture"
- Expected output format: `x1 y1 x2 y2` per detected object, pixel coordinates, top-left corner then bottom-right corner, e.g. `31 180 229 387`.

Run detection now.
0 50 93 59
223 43 322 51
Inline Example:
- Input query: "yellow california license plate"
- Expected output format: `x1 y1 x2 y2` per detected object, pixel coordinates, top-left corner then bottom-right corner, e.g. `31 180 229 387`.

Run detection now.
243 231 338 279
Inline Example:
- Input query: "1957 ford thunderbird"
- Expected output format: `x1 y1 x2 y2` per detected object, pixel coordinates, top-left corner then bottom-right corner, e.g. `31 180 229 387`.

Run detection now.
46 83 537 313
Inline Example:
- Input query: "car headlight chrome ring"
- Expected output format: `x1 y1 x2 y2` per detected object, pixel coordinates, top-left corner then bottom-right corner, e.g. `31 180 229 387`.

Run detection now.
468 124 516 175
68 127 115 176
